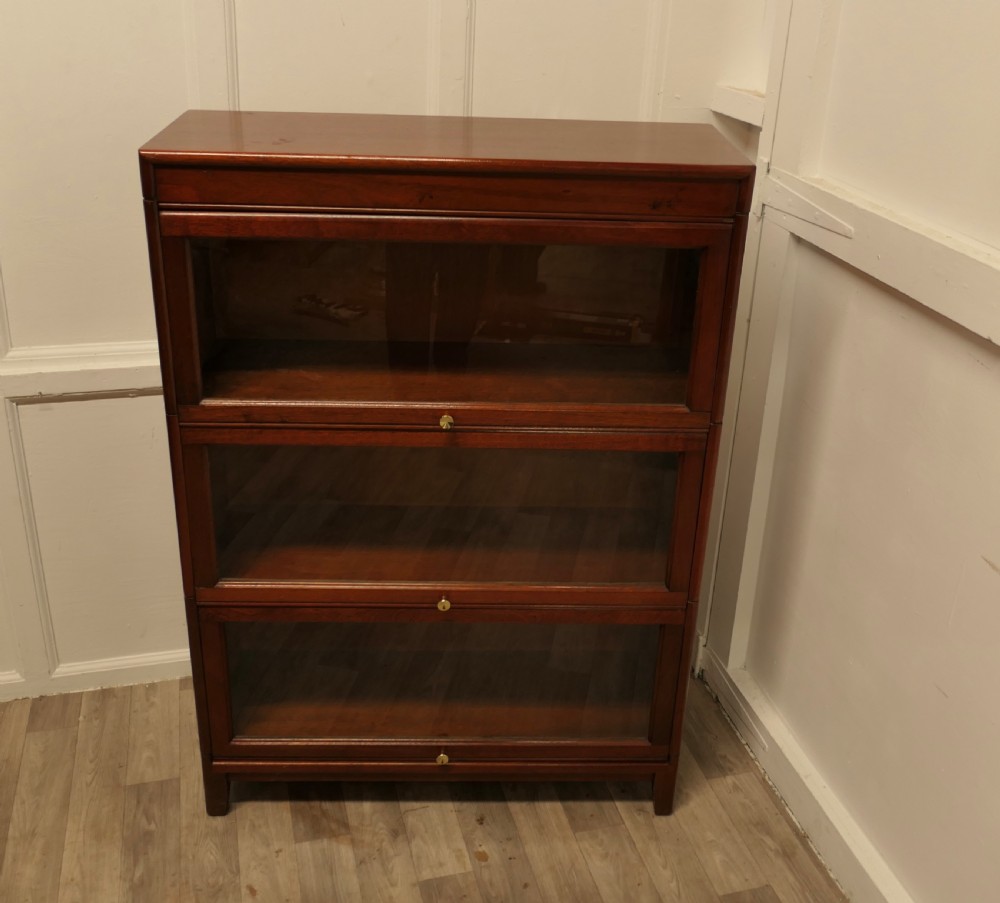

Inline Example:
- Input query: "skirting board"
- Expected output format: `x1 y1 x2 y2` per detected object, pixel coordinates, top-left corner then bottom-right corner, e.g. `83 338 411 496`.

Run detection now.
0 647 191 702
699 645 915 903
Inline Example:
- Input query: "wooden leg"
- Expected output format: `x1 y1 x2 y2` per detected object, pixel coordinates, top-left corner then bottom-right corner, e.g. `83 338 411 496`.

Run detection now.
204 772 230 816
653 768 678 815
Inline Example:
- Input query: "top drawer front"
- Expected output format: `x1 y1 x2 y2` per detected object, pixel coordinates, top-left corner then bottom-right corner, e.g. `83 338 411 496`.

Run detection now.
154 167 741 220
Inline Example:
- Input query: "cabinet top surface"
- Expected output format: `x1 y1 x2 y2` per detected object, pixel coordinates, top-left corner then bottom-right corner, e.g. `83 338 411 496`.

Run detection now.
140 110 754 177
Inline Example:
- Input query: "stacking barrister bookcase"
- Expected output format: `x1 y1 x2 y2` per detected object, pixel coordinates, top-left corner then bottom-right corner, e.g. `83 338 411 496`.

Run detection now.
140 110 754 815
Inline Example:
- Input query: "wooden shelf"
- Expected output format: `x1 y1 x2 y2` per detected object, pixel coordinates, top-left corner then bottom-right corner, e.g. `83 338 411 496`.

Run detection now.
202 340 689 408
210 445 677 585
228 622 658 741
217 502 672 585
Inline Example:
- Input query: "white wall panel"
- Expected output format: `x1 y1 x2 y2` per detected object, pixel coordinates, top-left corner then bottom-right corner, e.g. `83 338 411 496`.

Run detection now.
472 0 650 120
746 246 1000 903
820 3 1000 249
236 0 437 114
0 0 192 349
16 395 186 669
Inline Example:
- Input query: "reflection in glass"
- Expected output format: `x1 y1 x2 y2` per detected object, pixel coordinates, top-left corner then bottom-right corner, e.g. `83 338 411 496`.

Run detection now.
226 621 660 741
208 445 678 585
191 239 700 406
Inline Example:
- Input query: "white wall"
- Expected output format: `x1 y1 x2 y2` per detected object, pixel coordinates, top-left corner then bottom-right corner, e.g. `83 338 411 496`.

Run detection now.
748 246 1000 903
703 2 1000 902
0 0 758 695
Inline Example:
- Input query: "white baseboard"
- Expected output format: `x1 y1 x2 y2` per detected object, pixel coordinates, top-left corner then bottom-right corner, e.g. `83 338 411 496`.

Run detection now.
0 648 191 702
701 647 915 903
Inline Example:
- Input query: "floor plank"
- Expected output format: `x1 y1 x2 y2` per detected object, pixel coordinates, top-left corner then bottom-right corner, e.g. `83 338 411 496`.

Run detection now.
398 783 472 882
502 783 604 903
235 783 302 903
419 871 484 903
721 887 783 903
555 782 623 834
344 784 421 902
610 781 721 903
674 746 767 896
126 681 180 786
289 782 350 843
0 677 845 903
684 682 754 780
178 679 240 903
711 771 845 903
574 823 662 903
58 686 130 903
121 778 181 903
295 835 363 903
27 692 82 734
0 726 78 903
450 783 544 903
0 698 30 872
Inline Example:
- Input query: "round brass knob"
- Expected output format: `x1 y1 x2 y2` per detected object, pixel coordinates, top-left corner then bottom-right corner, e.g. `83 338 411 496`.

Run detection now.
439 414 454 431
437 596 451 612
436 753 449 766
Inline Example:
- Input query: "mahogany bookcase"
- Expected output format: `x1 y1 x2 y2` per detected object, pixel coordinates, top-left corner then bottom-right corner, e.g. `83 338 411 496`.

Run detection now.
139 110 754 815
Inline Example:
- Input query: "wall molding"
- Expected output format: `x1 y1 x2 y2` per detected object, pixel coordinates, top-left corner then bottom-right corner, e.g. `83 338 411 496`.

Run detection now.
0 339 162 398
710 85 766 128
51 646 190 679
761 169 1000 349
0 670 24 687
701 647 915 903
639 0 670 120
223 0 240 111
0 648 190 703
463 0 477 115
0 343 171 698
5 399 61 675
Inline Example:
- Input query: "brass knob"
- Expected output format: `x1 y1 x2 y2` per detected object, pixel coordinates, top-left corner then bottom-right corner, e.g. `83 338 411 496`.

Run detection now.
439 414 454 430
436 753 449 766
437 596 451 612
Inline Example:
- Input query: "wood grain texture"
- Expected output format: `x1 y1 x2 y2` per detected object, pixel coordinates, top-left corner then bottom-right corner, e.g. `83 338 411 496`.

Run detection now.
502 783 604 903
683 681 753 780
420 871 484 903
711 770 845 903
609 780 720 903
574 823 661 903
398 783 472 882
289 783 350 843
344 784 421 902
27 692 82 733
294 835 363 903
673 746 766 896
126 681 180 785
0 698 30 872
141 111 756 178
178 678 241 903
450 783 543 903
720 887 783 903
59 687 130 903
0 678 848 903
122 778 181 903
0 726 77 903
235 784 302 903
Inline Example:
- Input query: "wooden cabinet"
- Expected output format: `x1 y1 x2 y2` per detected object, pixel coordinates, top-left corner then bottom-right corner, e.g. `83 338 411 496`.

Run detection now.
140 110 754 815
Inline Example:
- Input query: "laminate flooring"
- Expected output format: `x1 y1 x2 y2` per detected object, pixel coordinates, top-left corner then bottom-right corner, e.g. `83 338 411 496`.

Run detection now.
0 677 846 903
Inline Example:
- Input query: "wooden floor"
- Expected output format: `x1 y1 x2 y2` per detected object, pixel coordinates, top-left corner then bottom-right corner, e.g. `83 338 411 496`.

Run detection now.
0 677 845 903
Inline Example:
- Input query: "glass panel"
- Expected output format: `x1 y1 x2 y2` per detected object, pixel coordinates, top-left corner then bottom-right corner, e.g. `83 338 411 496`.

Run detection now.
226 621 659 741
190 239 700 406
208 446 677 585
